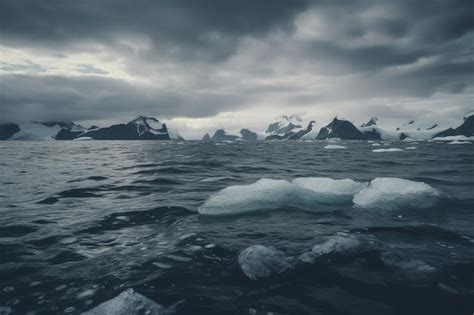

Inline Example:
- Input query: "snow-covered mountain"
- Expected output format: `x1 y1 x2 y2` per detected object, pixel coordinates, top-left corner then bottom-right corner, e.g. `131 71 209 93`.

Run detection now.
9 121 86 140
2 113 472 142
78 116 171 140
433 113 474 139
265 115 304 139
0 123 20 140
357 116 460 140
1 116 183 141
202 128 261 141
317 118 368 140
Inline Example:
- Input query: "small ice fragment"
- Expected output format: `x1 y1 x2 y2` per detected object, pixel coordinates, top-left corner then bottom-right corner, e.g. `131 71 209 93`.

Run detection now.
76 289 97 300
324 144 347 149
153 262 173 269
166 254 192 262
372 148 404 152
238 245 292 280
82 288 169 315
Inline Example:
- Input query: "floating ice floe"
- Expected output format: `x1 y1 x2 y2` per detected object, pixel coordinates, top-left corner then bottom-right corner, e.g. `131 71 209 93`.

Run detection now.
372 148 404 152
238 245 293 280
447 140 471 145
292 178 366 197
371 143 382 146
198 178 367 215
299 233 361 263
82 288 174 315
324 144 348 149
353 177 439 210
432 135 474 141
198 177 439 215
405 146 417 150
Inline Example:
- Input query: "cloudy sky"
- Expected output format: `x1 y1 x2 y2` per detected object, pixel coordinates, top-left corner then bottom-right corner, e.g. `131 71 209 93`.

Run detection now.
1 0 473 138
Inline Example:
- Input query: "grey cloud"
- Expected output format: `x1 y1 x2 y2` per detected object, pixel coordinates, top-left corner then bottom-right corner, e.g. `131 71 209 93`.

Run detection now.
0 0 473 124
0 61 47 73
0 0 310 62
0 74 252 123
76 65 108 75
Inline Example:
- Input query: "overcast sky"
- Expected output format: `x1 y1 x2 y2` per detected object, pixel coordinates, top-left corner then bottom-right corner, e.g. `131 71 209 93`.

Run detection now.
1 0 473 138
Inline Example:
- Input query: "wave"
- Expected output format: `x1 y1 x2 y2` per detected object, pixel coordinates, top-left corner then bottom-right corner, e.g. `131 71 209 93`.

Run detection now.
198 177 439 216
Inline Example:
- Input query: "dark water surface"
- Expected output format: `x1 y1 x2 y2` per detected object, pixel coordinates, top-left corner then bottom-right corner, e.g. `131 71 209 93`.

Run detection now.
0 141 473 314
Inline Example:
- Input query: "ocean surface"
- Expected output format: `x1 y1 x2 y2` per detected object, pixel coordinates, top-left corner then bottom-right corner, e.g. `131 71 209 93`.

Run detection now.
0 140 473 315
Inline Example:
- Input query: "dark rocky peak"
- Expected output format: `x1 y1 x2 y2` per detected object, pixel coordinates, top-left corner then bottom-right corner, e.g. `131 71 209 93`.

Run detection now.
317 117 368 140
361 117 378 127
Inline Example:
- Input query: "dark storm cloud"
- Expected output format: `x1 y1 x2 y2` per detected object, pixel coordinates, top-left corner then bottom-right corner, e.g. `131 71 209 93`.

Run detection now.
0 74 251 123
0 0 473 124
0 0 310 61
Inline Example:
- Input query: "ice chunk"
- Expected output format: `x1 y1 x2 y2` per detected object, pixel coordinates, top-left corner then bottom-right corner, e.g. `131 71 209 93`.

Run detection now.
353 178 439 209
76 289 97 300
198 179 297 216
324 144 347 149
432 135 474 141
238 245 292 280
372 148 404 152
82 289 172 315
198 177 367 216
293 178 366 198
447 140 471 145
405 146 417 150
299 233 360 263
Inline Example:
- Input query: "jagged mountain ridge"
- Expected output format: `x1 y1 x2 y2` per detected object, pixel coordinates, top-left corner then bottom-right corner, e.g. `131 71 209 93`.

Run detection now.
203 113 473 141
0 116 182 141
